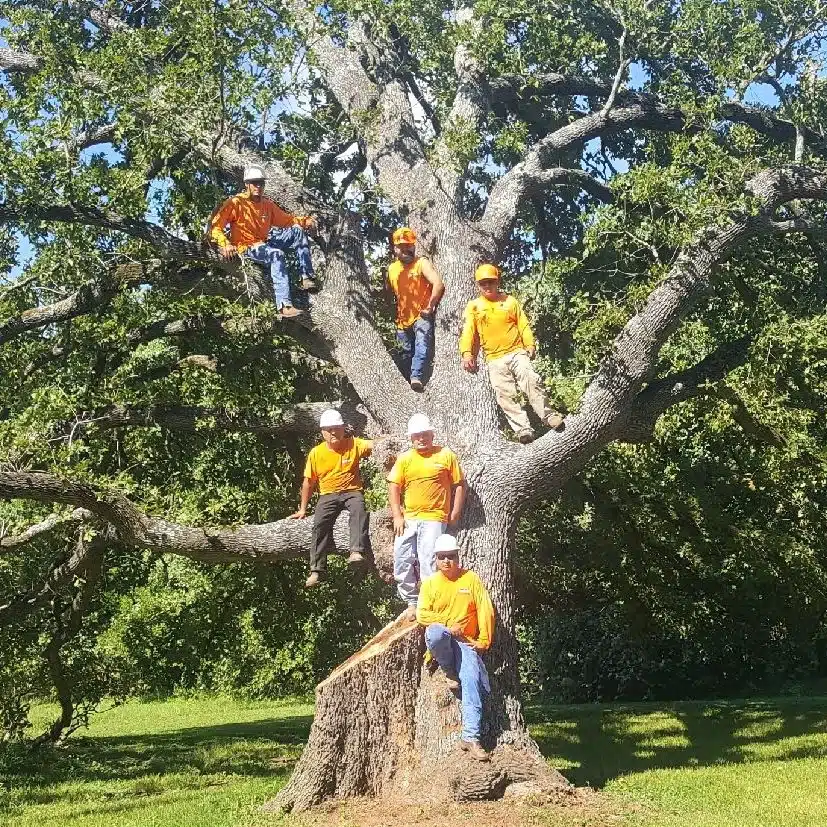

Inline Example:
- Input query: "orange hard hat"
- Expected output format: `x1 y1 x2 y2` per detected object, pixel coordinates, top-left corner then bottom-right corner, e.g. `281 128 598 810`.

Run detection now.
392 227 417 245
474 263 500 281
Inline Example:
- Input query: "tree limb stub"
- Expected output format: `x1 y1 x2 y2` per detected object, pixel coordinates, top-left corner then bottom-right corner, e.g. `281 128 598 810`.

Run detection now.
0 508 92 552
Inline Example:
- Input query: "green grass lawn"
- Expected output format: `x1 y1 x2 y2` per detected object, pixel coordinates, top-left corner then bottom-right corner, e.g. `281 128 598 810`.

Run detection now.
2 694 827 826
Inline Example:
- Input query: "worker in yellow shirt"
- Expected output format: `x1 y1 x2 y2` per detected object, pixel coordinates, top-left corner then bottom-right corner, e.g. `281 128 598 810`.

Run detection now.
417 534 495 762
386 227 445 391
209 166 318 318
288 409 373 588
459 263 565 443
387 414 465 618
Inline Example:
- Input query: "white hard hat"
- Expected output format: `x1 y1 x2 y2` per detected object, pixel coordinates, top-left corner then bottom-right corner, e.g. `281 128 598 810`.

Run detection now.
243 165 266 182
319 409 344 428
434 534 459 554
407 413 434 435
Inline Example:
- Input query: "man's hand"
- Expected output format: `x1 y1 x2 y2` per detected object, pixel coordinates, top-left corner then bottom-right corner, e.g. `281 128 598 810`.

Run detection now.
393 515 406 537
419 307 435 320
302 217 318 232
447 508 462 527
287 509 307 520
219 244 239 261
462 354 477 373
526 346 536 360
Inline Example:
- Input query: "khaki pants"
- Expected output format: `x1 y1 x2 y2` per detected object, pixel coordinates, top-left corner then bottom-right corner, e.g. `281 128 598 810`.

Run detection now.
487 350 553 434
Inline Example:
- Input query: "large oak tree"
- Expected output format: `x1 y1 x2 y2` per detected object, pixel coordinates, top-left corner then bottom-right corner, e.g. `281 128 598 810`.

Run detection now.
2 0 827 810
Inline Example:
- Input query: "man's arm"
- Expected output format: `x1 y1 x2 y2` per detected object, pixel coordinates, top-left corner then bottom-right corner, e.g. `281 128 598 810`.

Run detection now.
270 202 317 232
471 574 495 651
388 482 405 536
458 302 479 372
288 477 314 519
416 579 442 626
208 199 238 260
448 479 466 526
419 258 445 315
513 297 536 357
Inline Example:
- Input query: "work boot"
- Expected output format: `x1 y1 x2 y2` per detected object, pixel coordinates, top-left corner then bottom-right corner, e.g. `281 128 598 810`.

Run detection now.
347 550 365 565
460 739 490 762
404 605 417 622
546 412 565 432
441 666 460 691
516 428 535 444
305 571 325 588
300 277 319 293
280 305 305 319
410 377 424 392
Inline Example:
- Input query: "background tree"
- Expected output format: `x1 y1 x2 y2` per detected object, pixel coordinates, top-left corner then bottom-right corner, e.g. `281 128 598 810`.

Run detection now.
2 0 827 810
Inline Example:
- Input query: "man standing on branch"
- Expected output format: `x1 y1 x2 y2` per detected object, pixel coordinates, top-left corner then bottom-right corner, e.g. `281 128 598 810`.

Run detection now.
417 534 495 762
388 414 465 620
288 409 373 588
209 166 318 318
460 264 565 443
386 227 445 391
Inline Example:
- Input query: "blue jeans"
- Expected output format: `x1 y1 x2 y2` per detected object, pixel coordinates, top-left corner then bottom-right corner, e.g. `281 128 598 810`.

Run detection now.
267 225 314 279
244 244 293 308
425 623 490 741
396 316 433 382
394 519 446 605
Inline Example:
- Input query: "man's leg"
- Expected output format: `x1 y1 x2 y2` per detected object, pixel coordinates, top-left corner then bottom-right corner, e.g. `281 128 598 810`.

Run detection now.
511 351 563 430
487 353 532 439
393 520 419 608
396 326 414 381
411 316 434 387
424 623 459 686
415 519 446 581
244 245 294 311
455 640 488 743
268 225 315 288
308 493 343 586
342 491 372 564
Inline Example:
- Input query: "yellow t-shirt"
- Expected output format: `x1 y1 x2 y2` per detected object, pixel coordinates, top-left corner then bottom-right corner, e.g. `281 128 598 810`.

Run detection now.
386 446 463 521
458 294 535 362
304 437 372 495
416 570 495 650
387 257 433 329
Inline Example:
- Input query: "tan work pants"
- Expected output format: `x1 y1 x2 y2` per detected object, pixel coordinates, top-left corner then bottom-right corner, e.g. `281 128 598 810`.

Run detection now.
487 350 553 434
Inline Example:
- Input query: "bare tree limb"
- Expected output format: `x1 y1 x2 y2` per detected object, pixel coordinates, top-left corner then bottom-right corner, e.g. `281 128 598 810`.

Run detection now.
0 509 92 551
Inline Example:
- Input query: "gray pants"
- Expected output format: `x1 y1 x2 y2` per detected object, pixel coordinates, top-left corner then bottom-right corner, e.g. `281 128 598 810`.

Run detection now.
487 349 553 433
310 491 371 573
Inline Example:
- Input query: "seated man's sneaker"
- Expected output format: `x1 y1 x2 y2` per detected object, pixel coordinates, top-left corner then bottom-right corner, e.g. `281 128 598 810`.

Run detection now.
347 551 365 565
516 427 535 444
305 571 325 588
410 378 424 392
460 739 490 762
441 666 460 691
546 412 565 432
404 605 417 622
300 277 319 293
280 305 305 319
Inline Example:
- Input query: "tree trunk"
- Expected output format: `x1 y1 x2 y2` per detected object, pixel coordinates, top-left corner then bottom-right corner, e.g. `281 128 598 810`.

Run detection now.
272 494 571 813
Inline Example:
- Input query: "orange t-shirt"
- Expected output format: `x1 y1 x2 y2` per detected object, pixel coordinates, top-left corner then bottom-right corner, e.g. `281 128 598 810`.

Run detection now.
387 257 433 329
209 192 311 253
387 446 463 521
304 437 372 495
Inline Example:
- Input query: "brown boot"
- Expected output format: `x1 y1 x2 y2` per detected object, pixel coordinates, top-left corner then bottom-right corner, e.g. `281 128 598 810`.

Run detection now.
305 571 325 588
516 428 535 444
441 666 460 691
410 378 424 392
460 739 490 761
546 413 565 432
300 277 319 293
347 551 365 565
280 305 305 319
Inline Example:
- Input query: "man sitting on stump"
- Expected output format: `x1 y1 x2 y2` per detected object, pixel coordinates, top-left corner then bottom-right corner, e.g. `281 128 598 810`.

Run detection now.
459 263 565 443
388 414 465 619
209 165 318 318
386 227 445 391
417 534 495 762
288 409 372 588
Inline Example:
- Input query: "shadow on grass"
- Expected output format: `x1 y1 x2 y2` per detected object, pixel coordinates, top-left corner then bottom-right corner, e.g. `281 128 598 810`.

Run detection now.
1 714 313 795
527 696 827 788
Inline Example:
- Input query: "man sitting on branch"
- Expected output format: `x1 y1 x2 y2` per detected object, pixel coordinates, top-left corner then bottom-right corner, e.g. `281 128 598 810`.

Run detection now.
386 227 445 391
288 409 373 588
209 165 318 318
460 264 565 443
388 414 465 619
417 533 495 762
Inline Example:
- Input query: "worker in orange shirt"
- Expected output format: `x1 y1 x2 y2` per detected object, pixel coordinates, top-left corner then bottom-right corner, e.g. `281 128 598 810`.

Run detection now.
459 264 565 443
417 534 495 762
386 227 445 391
288 409 373 587
209 166 318 318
